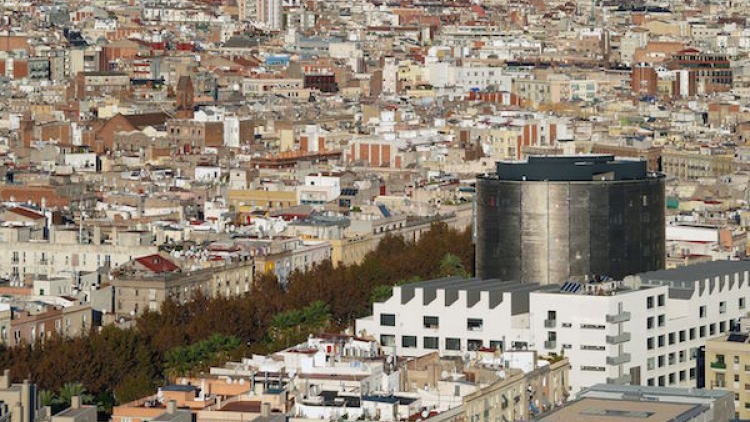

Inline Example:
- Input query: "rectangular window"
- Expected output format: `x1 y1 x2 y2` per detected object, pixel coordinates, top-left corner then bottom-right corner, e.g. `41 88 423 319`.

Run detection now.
467 318 483 331
647 337 654 350
710 324 716 336
380 313 396 327
658 335 665 348
423 316 439 329
424 337 439 349
740 298 746 310
658 315 665 327
700 306 707 318
647 317 654 329
380 335 395 347
720 301 727 314
679 330 686 343
690 328 696 340
446 338 461 351
647 296 654 309
402 335 417 348
658 294 665 307
468 339 483 351
489 340 504 351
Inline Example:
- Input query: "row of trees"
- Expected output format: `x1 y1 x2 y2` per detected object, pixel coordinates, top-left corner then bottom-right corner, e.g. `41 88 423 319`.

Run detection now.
0 222 474 415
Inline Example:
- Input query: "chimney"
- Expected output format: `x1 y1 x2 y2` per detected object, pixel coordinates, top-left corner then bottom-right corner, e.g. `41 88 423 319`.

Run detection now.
166 400 176 415
71 396 80 409
260 402 271 417
261 403 271 417
1 369 10 389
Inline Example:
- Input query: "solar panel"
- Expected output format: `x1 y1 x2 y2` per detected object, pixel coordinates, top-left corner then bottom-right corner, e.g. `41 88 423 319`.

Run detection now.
378 204 391 217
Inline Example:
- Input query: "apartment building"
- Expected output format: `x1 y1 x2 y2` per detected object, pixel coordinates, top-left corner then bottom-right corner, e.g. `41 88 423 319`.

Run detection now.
356 261 750 394
463 356 569 422
705 333 750 418
111 254 256 316
662 148 735 181
0 370 45 422
0 225 157 281
0 302 92 346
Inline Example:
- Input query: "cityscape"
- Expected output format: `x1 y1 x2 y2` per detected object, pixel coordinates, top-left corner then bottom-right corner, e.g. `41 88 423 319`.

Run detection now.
0 0 750 421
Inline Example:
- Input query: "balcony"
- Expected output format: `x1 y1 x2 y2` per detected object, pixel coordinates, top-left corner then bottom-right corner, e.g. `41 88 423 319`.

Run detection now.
38 258 48 265
544 340 557 350
606 332 631 344
544 319 557 328
606 374 632 385
711 361 727 370
606 311 631 324
606 353 632 366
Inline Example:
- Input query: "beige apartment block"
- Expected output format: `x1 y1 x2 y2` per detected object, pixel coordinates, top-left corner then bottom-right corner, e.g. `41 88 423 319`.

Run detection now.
706 333 750 420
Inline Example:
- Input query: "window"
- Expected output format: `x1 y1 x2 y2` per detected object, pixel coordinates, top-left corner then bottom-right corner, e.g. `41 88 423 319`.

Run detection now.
740 298 746 310
380 313 396 327
720 301 727 314
402 336 417 348
700 306 707 318
658 294 665 307
658 335 665 348
647 296 654 309
647 337 654 350
424 337 439 349
468 339 483 351
710 324 716 336
424 316 439 329
446 338 461 351
700 326 706 338
489 341 504 351
720 321 726 333
380 335 395 347
669 333 675 345
647 357 655 370
658 355 665 368
467 318 483 331
658 315 665 327
647 317 654 329
679 330 686 343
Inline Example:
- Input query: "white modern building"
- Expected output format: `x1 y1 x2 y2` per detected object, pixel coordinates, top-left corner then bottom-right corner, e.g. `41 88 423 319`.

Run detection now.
356 261 750 394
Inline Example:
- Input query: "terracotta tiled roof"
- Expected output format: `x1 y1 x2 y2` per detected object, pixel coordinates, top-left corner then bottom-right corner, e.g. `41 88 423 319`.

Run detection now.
135 254 180 273
7 207 45 220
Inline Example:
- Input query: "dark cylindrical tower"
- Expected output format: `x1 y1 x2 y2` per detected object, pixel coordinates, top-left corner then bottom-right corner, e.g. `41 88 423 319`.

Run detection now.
476 155 665 284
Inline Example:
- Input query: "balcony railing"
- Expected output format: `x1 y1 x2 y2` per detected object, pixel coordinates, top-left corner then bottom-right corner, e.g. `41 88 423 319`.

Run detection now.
544 319 557 328
607 353 632 366
606 311 631 324
544 340 557 350
606 332 631 344
711 361 727 370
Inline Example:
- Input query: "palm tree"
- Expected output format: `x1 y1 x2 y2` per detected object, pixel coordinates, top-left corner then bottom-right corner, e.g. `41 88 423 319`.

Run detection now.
38 390 56 407
439 253 468 278
55 383 93 408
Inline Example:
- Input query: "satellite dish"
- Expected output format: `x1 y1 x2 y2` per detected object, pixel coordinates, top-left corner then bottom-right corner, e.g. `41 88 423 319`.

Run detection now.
421 411 429 419
226 377 233 385
499 370 506 379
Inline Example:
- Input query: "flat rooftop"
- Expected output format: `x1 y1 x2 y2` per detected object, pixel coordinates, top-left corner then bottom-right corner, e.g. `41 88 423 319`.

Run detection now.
539 398 705 422
486 155 655 182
